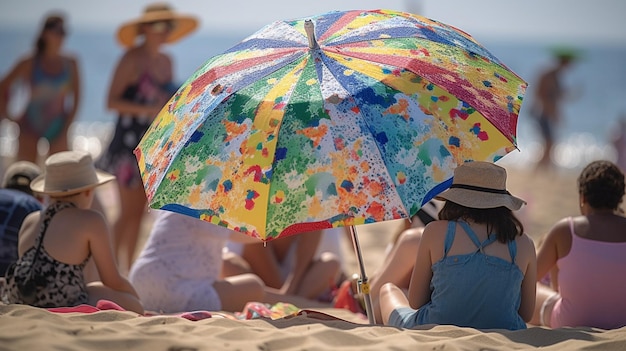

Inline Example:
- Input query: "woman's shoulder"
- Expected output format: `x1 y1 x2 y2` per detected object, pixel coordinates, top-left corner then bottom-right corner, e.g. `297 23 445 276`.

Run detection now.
10 55 35 74
423 220 451 234
61 207 107 228
21 210 42 230
421 220 452 244
60 53 80 65
546 217 574 237
117 47 143 63
515 232 537 253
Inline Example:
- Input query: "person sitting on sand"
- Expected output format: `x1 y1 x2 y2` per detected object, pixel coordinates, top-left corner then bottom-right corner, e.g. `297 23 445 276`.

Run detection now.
530 160 626 329
222 229 343 303
378 162 537 330
1 151 143 313
334 200 441 323
130 210 333 314
0 161 44 277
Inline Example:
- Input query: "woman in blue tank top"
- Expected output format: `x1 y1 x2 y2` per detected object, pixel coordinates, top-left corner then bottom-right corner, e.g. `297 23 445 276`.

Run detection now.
379 162 537 330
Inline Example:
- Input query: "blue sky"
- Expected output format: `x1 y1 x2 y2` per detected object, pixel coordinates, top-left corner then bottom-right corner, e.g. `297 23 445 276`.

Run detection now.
0 0 625 44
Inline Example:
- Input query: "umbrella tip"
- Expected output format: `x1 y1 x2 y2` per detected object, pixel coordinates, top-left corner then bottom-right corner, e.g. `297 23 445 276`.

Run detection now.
304 19 319 50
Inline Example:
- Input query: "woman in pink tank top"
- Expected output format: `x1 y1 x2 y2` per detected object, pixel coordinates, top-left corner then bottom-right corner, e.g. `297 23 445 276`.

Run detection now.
531 160 626 329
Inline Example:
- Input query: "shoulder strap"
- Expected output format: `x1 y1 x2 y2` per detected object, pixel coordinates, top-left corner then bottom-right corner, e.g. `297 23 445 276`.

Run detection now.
458 221 497 254
443 221 457 257
507 239 518 264
568 216 576 236
29 201 76 271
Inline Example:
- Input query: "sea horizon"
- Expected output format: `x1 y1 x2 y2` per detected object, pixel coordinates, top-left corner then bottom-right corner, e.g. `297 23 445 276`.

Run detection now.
1 25 625 171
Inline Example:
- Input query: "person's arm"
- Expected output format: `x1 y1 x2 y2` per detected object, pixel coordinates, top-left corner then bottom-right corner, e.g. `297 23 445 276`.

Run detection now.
407 221 437 309
0 57 31 120
64 56 80 133
157 54 174 106
106 51 161 117
16 211 40 257
241 241 283 289
56 57 80 135
86 210 139 297
518 234 537 322
536 219 570 283
281 230 322 295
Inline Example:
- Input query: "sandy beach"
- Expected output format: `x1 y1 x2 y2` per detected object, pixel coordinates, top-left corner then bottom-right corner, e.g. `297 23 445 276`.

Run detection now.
2 302 626 351
3 162 626 350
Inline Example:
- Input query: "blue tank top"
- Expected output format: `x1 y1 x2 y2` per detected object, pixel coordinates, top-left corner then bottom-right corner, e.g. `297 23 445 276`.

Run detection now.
415 221 526 330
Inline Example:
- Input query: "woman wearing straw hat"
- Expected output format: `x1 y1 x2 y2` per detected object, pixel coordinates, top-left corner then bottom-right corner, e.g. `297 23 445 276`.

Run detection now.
97 3 198 272
2 151 143 313
378 161 537 330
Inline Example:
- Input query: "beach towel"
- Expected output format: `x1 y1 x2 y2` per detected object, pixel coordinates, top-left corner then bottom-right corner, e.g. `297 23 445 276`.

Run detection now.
47 299 214 321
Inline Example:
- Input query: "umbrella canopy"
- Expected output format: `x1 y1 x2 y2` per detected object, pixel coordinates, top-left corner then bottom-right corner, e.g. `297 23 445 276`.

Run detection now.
135 9 527 241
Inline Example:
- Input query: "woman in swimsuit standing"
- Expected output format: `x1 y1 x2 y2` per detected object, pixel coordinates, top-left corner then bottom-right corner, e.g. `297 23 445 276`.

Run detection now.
98 3 198 272
0 14 81 164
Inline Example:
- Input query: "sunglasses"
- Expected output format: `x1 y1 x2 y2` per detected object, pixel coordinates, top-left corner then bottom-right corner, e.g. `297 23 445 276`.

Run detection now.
146 21 174 34
45 23 66 36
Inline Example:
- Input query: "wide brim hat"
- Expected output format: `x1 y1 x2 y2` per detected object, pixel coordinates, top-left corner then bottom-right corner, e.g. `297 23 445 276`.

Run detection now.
435 161 525 211
117 2 198 48
30 151 115 196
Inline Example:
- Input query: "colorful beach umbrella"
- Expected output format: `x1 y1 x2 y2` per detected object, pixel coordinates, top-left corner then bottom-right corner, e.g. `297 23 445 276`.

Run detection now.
135 9 527 322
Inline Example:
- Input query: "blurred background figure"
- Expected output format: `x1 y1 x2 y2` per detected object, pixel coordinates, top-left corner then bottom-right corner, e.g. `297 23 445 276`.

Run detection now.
530 48 579 169
0 13 80 164
96 3 198 273
223 229 343 302
333 200 442 322
130 211 332 313
2 151 143 313
0 161 43 277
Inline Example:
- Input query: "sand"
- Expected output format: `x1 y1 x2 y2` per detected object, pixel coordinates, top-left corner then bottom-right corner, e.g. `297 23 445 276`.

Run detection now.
2 304 625 350
2 164 626 350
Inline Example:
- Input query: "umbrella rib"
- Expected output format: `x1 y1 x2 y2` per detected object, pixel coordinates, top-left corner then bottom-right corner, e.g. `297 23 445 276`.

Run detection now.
317 53 411 219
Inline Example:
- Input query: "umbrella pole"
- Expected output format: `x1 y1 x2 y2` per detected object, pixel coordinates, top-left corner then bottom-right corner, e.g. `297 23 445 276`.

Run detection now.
348 225 376 325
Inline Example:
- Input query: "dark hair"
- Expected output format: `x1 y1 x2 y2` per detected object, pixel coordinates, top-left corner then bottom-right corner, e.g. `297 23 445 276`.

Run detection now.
35 15 65 56
438 201 524 243
5 175 35 196
578 160 625 210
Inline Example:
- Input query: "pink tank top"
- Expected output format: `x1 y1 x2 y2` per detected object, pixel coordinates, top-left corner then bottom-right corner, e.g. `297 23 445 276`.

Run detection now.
551 217 626 329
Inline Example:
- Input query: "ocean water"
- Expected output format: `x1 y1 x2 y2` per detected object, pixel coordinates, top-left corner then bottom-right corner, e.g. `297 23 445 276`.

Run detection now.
1 26 625 170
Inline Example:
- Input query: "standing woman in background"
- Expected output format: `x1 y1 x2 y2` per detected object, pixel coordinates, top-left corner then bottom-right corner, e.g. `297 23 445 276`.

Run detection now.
0 14 80 164
97 3 197 273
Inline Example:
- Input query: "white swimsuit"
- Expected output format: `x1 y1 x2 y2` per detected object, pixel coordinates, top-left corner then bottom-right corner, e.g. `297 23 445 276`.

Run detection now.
129 210 231 313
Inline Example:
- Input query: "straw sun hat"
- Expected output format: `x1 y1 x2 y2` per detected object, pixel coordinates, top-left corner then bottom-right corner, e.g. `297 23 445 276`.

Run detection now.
30 151 115 196
117 2 198 48
435 162 525 211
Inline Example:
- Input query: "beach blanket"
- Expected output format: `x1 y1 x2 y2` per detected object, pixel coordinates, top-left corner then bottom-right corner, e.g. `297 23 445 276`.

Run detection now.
46 300 311 322
47 300 214 321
